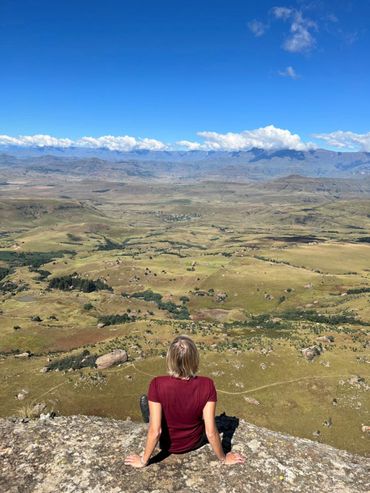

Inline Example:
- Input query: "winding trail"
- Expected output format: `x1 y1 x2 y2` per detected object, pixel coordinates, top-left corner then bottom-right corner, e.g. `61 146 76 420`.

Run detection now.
216 374 347 395
31 381 67 408
127 363 347 396
33 362 348 404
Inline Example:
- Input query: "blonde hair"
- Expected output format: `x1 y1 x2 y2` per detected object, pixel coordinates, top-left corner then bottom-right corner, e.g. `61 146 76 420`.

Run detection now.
166 335 199 379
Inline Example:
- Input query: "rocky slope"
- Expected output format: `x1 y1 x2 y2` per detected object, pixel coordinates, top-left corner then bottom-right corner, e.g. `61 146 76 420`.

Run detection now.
1 415 369 493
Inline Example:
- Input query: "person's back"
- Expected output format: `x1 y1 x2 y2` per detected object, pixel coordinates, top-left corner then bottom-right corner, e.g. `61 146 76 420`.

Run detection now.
125 335 245 467
148 375 217 453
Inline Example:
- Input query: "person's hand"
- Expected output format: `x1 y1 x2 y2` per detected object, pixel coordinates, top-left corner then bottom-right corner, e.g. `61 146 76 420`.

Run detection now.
224 451 245 465
124 454 147 468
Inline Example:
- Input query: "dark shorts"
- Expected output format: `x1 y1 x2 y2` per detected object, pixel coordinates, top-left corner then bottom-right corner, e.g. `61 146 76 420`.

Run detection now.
160 430 208 454
193 430 208 450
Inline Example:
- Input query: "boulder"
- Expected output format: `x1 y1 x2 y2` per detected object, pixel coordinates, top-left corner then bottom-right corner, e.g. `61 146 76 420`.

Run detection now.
244 397 260 406
316 335 335 343
97 322 106 329
31 402 47 417
302 345 322 361
193 290 208 297
347 375 366 387
215 292 227 302
16 389 29 401
95 349 128 369
14 351 32 358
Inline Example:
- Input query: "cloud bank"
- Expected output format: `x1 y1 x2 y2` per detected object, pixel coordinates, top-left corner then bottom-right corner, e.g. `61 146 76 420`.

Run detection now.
0 134 74 148
0 134 167 151
177 125 316 151
1 127 369 153
313 131 370 152
0 126 315 152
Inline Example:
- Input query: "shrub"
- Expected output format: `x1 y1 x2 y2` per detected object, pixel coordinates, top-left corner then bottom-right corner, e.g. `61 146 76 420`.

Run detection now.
0 267 11 282
98 313 134 326
346 287 370 295
96 237 121 251
49 273 113 293
280 309 368 325
121 289 190 319
66 233 82 242
47 350 97 371
29 267 51 280
0 250 73 269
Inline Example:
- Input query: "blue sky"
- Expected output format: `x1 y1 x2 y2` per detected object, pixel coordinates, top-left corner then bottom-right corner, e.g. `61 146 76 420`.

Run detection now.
0 0 369 151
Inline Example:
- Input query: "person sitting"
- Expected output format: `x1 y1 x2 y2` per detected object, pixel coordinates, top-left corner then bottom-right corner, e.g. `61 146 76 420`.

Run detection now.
124 335 245 467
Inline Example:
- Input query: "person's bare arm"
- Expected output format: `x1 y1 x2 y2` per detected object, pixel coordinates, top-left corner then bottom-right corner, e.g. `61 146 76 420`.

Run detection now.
202 401 225 461
203 401 245 465
124 400 162 468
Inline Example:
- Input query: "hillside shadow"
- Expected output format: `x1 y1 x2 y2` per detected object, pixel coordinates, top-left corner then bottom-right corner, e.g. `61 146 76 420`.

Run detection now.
148 412 239 465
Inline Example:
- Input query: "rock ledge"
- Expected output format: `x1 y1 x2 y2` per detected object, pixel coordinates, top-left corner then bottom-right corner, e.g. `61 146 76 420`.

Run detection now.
0 415 369 492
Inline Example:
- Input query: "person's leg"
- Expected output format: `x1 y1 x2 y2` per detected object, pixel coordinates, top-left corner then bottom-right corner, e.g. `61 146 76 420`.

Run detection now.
215 412 239 453
139 394 150 423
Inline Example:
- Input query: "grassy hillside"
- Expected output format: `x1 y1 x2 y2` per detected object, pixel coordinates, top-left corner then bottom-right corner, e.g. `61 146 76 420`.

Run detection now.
0 175 369 455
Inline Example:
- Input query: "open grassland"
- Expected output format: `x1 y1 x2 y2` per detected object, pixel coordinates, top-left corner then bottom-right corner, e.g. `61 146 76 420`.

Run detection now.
0 176 369 455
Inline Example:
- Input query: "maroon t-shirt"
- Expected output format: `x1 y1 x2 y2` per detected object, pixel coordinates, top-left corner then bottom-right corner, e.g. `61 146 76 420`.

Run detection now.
147 375 217 453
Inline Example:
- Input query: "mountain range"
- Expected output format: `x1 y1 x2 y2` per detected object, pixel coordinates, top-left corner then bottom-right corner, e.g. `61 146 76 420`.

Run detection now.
1 146 370 181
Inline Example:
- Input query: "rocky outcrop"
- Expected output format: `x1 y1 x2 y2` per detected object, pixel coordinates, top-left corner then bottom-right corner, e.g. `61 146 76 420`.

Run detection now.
0 415 368 493
95 349 128 370
301 345 322 361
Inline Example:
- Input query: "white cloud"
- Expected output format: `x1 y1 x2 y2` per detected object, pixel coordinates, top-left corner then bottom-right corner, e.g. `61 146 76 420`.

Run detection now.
278 65 300 79
272 6 317 53
176 140 203 151
248 19 268 37
0 135 22 146
272 7 293 20
77 135 138 150
313 131 370 152
326 13 338 23
138 138 168 151
0 134 167 151
178 125 316 151
0 134 73 148
5 128 370 153
76 135 167 151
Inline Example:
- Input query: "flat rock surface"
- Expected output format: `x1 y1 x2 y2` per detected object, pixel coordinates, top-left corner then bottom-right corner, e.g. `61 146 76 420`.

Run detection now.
0 415 369 493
